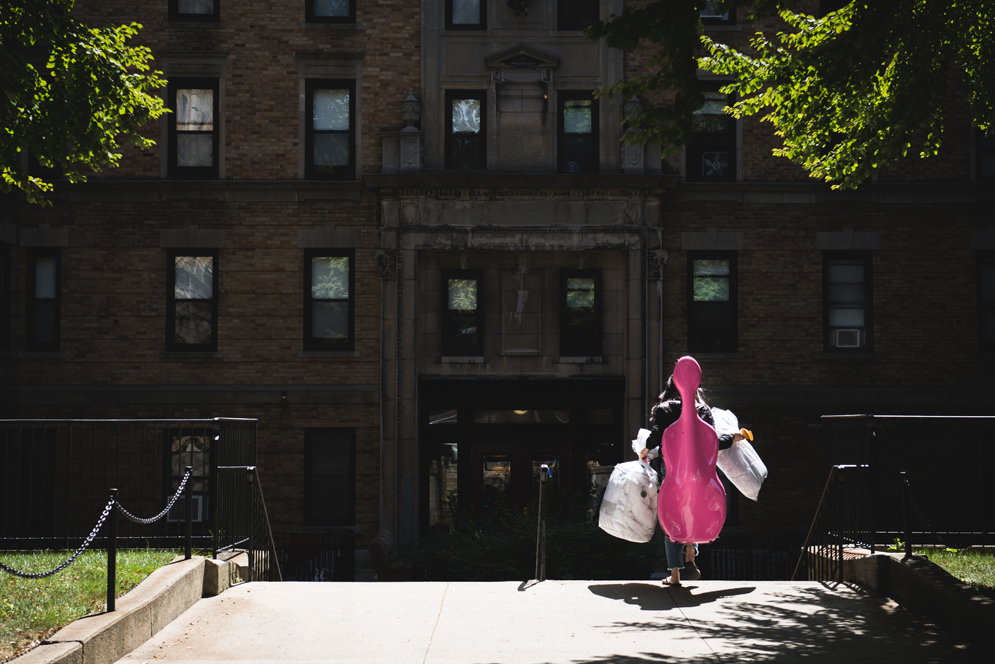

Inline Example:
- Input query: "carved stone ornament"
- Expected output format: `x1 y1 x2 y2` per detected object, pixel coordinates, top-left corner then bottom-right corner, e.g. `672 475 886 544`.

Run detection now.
375 249 398 280
401 202 418 225
650 250 670 277
401 90 421 130
507 0 530 18
623 96 644 122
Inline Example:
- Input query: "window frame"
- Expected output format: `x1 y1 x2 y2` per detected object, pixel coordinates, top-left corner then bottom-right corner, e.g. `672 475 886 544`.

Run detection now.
822 250 873 353
700 1 736 25
686 80 736 182
168 0 220 22
167 77 220 180
303 249 356 352
445 0 487 31
0 242 10 351
166 248 219 353
557 0 599 31
25 248 62 353
444 90 487 170
441 269 484 357
304 78 357 180
304 428 356 527
559 269 602 357
687 251 738 353
557 91 599 174
305 0 356 24
978 251 995 352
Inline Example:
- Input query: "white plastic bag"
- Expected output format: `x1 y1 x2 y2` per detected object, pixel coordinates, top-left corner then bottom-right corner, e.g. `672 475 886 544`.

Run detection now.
631 428 657 460
711 408 768 501
598 460 660 543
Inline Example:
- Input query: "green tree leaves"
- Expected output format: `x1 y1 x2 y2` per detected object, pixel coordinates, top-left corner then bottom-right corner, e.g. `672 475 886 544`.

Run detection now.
1 0 167 205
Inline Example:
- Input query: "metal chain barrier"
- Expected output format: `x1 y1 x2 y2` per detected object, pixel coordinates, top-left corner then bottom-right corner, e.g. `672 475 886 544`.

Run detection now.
115 468 192 525
0 499 115 579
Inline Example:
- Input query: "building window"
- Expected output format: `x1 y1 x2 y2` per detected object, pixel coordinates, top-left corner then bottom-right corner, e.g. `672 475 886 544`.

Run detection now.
978 252 995 351
306 0 356 23
305 79 355 180
687 252 737 353
446 0 486 30
304 250 355 351
977 130 995 181
823 251 872 351
445 90 486 170
701 0 736 25
558 0 598 31
560 270 602 357
304 428 356 526
558 92 598 174
169 0 220 21
687 82 736 182
167 78 219 180
26 249 61 352
167 250 218 352
442 270 483 356
0 243 10 351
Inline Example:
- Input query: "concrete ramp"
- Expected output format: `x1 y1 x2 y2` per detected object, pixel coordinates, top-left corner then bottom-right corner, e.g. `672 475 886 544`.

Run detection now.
115 580 986 664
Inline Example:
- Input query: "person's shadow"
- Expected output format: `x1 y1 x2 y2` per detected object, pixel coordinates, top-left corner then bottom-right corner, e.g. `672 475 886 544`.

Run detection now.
588 582 755 610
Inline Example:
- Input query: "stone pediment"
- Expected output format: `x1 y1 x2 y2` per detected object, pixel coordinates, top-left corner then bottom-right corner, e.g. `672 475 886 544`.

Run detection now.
485 46 560 73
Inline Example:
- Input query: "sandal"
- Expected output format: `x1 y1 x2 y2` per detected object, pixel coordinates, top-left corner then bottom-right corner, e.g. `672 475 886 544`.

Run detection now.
662 579 681 587
684 561 701 581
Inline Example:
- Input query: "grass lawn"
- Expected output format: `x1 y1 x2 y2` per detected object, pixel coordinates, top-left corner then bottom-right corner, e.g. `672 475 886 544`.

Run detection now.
916 547 995 600
1 549 180 662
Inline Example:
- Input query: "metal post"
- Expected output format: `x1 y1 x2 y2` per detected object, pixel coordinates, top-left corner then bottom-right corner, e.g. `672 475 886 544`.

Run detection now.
185 466 193 560
107 488 118 613
535 464 549 582
900 472 912 559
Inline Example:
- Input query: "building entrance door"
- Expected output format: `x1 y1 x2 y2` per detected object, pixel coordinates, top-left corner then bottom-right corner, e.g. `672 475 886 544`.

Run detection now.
472 440 572 514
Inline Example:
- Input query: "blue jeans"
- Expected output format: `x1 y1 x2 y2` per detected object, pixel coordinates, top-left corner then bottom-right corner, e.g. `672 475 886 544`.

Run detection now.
664 536 699 571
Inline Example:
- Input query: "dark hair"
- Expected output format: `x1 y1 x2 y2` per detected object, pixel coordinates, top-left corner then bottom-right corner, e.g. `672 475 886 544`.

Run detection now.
650 373 711 422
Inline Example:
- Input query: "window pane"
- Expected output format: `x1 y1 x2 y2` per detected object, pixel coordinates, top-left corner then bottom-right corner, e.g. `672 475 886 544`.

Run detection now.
310 480 351 522
448 278 477 311
452 0 481 24
981 265 995 300
474 410 570 424
175 257 214 299
566 278 595 309
314 0 350 16
313 134 351 167
313 89 350 131
176 90 213 130
563 100 592 134
701 151 732 178
312 256 350 300
694 259 730 276
175 300 213 344
828 308 865 327
829 283 865 304
35 258 56 299
311 436 352 474
482 454 511 506
701 1 729 19
445 313 477 353
33 301 57 344
451 99 481 133
177 134 214 167
694 277 729 302
178 0 213 13
828 264 864 283
429 409 458 425
311 302 349 341
692 93 730 133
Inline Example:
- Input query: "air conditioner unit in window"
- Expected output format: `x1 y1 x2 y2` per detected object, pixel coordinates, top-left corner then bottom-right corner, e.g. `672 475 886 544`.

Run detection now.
834 329 861 348
167 494 203 523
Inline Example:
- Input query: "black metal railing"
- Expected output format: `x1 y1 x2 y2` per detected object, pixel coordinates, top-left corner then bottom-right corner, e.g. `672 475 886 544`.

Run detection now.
273 531 355 581
216 466 283 582
792 464 874 582
697 532 806 581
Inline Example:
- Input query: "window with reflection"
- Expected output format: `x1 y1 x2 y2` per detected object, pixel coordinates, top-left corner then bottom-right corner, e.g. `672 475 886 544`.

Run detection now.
169 0 219 21
304 428 355 526
482 454 510 507
26 249 60 352
446 90 486 169
304 250 354 351
560 269 601 356
166 431 213 524
700 0 735 24
441 269 483 356
306 0 355 22
428 441 459 527
306 80 355 179
687 82 735 182
978 252 995 351
167 249 218 352
168 79 219 179
473 410 570 424
446 0 486 30
557 0 598 31
688 252 737 353
823 251 873 351
558 92 598 173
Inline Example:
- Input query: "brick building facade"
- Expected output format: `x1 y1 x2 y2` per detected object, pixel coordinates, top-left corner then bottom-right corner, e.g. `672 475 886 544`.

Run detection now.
2 1 994 552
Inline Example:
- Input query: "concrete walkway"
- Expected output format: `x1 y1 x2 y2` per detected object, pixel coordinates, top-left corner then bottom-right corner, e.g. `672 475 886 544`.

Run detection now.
113 580 986 664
